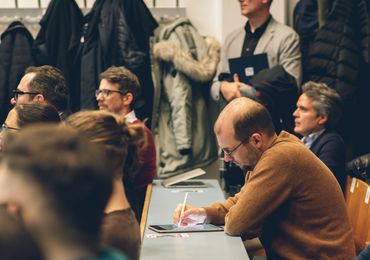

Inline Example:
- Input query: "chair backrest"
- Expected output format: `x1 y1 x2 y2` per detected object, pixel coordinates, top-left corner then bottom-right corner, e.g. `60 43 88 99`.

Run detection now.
345 176 370 251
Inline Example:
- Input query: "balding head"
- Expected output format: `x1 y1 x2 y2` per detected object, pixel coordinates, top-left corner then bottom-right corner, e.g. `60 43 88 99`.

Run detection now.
215 97 275 141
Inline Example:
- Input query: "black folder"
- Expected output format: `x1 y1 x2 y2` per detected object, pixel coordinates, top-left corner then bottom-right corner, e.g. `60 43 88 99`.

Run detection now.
228 53 269 84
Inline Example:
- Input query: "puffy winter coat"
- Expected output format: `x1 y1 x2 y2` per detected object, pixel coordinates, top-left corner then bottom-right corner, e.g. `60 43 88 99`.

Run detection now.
306 0 370 100
152 18 220 177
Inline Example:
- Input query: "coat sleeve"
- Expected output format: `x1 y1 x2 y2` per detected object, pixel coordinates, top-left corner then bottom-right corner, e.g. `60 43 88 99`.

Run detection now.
205 151 295 239
276 28 302 86
315 134 346 189
161 33 193 150
210 30 238 101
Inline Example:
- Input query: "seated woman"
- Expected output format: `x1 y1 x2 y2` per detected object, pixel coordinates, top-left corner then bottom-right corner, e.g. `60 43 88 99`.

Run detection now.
65 110 143 260
0 103 61 151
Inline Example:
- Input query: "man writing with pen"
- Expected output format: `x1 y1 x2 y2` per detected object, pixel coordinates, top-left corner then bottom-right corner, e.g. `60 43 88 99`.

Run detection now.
173 97 355 259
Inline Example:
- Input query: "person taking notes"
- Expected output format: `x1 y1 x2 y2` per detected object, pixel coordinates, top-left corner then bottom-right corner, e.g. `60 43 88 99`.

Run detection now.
173 97 355 259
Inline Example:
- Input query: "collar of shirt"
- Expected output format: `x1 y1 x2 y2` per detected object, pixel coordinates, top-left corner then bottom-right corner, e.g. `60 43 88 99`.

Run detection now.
124 110 137 123
244 15 271 38
301 128 326 149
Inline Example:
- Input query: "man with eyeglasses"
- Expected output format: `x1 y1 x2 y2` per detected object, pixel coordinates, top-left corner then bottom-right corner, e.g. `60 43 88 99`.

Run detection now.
211 0 302 198
173 97 355 259
97 66 156 221
10 65 70 120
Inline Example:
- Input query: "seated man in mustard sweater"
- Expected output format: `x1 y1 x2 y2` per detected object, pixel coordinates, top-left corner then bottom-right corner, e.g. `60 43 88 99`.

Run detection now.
173 97 355 259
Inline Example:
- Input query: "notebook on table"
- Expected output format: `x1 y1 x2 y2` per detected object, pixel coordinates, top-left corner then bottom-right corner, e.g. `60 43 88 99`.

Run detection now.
228 53 269 84
162 168 206 188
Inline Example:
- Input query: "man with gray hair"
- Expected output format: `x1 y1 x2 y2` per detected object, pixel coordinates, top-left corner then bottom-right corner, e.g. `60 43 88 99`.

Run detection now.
293 81 345 190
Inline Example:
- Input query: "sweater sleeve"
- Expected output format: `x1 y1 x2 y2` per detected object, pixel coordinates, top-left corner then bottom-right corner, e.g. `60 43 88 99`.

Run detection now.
205 146 296 239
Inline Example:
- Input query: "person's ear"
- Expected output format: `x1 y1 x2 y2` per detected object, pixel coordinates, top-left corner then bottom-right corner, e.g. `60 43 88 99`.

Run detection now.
123 92 134 106
318 114 328 126
250 133 262 148
34 94 45 102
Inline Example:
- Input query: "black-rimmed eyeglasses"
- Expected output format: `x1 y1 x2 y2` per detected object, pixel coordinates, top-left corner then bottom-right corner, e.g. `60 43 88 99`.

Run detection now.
95 89 128 98
222 137 250 157
1 123 20 131
12 90 39 101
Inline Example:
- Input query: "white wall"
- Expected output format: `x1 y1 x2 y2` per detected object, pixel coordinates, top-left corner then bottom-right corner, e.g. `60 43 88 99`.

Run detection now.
184 0 289 43
0 0 294 43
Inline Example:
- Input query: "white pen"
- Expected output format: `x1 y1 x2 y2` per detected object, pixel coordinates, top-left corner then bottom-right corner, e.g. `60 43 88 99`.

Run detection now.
177 192 189 226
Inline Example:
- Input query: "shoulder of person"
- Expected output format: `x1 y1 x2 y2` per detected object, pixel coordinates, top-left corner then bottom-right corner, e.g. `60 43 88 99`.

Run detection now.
224 26 245 44
319 129 345 145
268 17 298 37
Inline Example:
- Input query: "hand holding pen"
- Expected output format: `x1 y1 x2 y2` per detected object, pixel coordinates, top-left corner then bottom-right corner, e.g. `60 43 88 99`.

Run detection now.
173 192 207 227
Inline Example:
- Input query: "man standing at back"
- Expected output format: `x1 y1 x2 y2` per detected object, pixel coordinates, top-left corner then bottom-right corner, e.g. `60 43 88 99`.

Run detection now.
293 81 346 191
10 65 70 120
211 0 301 103
96 66 156 220
174 97 355 259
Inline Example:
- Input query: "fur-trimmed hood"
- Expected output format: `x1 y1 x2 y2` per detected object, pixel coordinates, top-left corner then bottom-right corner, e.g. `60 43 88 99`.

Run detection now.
153 37 221 83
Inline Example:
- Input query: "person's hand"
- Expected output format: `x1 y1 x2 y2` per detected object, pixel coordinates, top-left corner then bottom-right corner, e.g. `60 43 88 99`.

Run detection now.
173 204 207 227
220 73 242 101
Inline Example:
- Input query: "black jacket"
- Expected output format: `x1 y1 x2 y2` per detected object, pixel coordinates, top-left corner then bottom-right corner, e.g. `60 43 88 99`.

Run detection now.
250 65 298 133
79 0 157 122
33 0 83 112
306 0 370 100
346 153 370 183
0 21 34 123
310 129 346 191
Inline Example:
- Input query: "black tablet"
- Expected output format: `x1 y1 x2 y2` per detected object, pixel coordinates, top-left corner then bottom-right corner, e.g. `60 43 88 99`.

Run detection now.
148 224 224 233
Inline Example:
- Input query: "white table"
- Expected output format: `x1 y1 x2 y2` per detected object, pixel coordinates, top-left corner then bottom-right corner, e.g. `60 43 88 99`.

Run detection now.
140 179 249 259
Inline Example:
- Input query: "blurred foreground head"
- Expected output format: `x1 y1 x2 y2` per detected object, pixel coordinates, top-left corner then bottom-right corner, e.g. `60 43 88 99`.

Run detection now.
0 124 114 255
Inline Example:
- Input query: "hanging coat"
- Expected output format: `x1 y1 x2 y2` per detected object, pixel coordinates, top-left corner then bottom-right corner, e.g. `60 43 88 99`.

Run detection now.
0 21 34 123
79 0 157 123
33 0 83 112
152 18 220 177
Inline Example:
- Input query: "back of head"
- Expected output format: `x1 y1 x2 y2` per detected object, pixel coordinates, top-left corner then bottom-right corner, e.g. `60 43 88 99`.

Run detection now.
100 66 141 108
15 103 61 127
302 81 342 128
216 97 275 141
65 110 145 179
26 65 69 111
1 124 113 243
0 208 43 260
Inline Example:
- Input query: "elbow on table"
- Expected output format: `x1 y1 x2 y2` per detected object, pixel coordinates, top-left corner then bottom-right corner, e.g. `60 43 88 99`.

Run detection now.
224 220 258 239
224 223 244 236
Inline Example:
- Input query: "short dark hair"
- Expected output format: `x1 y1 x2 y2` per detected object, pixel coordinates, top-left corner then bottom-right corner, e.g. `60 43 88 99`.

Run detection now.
14 103 61 127
25 65 69 111
2 125 113 242
100 66 141 107
233 98 275 141
302 81 342 128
